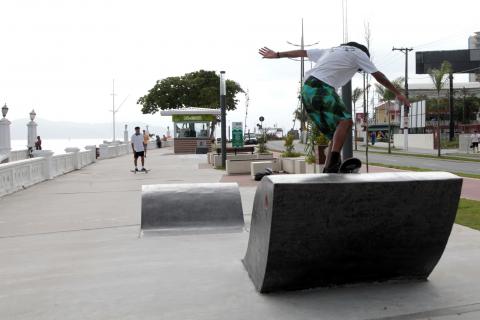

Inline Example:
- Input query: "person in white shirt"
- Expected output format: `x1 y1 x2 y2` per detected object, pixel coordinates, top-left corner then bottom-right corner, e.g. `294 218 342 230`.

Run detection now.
131 126 146 172
259 42 411 172
471 130 479 153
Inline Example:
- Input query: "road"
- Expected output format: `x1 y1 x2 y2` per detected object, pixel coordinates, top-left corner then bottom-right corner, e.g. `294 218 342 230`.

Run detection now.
267 140 480 175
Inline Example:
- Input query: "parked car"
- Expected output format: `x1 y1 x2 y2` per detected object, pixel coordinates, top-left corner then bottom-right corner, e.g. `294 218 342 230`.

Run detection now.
244 133 257 145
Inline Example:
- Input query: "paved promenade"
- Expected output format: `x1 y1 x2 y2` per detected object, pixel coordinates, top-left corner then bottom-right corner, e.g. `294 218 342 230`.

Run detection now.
1 147 480 319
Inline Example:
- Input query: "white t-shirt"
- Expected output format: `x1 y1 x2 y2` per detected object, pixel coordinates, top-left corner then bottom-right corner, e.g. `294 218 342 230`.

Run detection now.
305 46 378 89
471 133 479 143
131 133 145 152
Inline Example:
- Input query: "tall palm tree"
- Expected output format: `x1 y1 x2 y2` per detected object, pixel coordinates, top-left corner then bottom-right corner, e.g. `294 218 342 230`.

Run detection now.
352 87 363 150
375 77 404 153
428 61 452 157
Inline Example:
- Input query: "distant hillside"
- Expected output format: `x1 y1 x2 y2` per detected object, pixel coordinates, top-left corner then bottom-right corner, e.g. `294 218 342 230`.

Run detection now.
10 118 167 140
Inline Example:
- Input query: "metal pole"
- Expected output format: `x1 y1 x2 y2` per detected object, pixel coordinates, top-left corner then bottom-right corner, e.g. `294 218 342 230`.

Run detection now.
220 71 227 168
363 74 369 172
112 80 115 142
342 81 353 159
388 102 391 154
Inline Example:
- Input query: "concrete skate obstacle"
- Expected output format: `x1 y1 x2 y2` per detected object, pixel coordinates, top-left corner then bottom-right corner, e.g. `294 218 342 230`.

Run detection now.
141 182 244 232
243 172 462 293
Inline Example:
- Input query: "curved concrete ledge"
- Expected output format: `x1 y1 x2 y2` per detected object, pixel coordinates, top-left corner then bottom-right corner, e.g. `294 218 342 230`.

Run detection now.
243 172 463 293
141 183 244 231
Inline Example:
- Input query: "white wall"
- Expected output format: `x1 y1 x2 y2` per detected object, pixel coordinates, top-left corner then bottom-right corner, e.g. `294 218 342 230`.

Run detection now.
393 133 434 150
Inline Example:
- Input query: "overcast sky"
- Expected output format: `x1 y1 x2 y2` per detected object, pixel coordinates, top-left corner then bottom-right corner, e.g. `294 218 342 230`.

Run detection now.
1 0 479 138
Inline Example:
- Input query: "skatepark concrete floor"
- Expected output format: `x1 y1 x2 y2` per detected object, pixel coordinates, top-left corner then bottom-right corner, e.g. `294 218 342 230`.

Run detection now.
1 148 480 320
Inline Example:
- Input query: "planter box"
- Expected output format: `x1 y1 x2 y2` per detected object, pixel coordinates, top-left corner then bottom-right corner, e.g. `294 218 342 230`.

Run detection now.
305 163 323 174
226 158 278 175
281 157 299 174
294 159 306 174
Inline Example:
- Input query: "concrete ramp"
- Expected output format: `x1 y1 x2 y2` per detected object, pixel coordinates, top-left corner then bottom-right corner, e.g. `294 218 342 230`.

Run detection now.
141 183 244 232
243 172 462 293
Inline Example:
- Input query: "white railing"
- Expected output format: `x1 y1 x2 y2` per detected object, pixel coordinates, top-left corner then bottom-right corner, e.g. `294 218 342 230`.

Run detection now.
98 143 129 159
0 147 97 197
0 139 170 197
0 158 46 196
9 149 29 162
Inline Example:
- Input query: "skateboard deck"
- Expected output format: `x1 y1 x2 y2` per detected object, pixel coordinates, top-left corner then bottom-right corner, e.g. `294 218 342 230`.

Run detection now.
131 169 150 174
339 158 361 173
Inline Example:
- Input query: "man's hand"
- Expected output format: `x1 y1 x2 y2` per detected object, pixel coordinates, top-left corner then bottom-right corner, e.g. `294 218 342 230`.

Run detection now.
259 47 277 59
396 93 411 108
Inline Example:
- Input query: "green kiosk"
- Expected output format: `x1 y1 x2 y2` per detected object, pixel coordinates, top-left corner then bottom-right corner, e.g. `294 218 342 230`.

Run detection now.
160 108 220 154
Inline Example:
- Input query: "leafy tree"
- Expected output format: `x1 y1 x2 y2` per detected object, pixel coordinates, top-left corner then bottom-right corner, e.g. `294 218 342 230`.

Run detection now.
137 70 244 114
375 77 404 102
138 70 244 138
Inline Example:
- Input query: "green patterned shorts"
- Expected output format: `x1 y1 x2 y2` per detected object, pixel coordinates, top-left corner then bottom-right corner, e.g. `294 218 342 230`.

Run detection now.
301 76 352 140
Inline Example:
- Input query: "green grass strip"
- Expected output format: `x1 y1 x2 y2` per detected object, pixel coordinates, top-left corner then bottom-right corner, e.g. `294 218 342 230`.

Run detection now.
368 162 480 180
364 149 480 163
456 199 480 231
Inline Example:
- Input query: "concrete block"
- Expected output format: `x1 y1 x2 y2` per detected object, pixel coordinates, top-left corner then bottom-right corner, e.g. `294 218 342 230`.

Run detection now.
243 172 463 293
141 183 244 231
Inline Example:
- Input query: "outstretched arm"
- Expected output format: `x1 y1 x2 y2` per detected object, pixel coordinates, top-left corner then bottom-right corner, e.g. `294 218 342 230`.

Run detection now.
372 71 411 108
259 47 307 59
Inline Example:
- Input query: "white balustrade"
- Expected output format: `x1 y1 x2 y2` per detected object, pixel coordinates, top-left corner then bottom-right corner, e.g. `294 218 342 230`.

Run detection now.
9 149 29 162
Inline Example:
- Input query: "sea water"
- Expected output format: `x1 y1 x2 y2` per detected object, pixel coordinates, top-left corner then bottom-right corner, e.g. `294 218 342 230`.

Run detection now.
11 138 111 155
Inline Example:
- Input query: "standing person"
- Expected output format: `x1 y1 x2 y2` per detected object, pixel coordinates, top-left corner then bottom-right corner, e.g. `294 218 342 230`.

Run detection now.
131 126 146 172
35 136 42 150
471 130 480 153
259 42 410 172
371 131 376 145
143 129 150 158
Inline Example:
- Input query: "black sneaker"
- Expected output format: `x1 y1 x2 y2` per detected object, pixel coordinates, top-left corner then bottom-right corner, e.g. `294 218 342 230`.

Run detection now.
135 168 139 172
141 168 147 172
323 161 341 173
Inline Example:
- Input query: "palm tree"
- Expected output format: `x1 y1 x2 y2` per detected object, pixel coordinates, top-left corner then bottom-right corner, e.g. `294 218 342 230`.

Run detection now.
293 105 309 132
352 87 363 150
428 61 452 157
375 77 404 153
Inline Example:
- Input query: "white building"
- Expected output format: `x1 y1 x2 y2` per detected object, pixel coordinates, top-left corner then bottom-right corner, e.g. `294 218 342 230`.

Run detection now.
469 32 480 82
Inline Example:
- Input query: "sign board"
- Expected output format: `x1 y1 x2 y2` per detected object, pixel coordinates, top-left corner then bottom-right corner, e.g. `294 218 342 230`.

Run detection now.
172 114 217 122
401 100 426 129
231 122 244 148
416 49 480 74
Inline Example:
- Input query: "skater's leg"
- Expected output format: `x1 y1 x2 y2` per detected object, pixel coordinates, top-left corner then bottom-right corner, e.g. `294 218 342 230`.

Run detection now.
323 141 333 169
141 155 145 167
134 154 138 167
323 120 353 172
331 119 353 152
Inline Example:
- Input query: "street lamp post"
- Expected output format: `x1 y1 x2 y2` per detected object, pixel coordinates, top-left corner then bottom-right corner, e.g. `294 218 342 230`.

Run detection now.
220 71 227 168
0 103 12 156
27 109 38 150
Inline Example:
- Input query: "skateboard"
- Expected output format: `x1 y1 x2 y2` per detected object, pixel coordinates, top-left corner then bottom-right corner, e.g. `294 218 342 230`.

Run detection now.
131 169 150 174
254 167 273 181
338 158 362 173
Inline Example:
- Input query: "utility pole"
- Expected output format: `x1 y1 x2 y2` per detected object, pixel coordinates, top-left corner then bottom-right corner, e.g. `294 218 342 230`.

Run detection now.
392 47 413 100
393 47 413 151
109 80 129 143
287 19 319 143
220 71 227 168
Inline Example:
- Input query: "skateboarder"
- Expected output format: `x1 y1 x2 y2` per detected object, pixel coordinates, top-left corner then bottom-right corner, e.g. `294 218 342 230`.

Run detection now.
131 126 147 172
259 42 411 172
